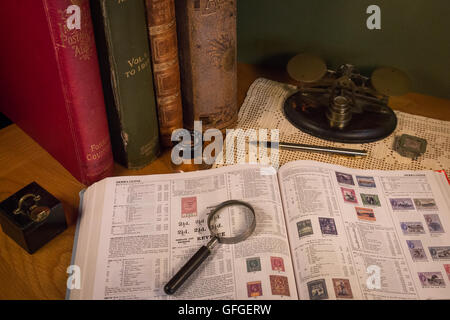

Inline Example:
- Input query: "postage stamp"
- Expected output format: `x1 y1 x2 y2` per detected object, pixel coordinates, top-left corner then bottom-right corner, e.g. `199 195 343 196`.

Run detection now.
270 256 285 272
332 278 353 299
335 172 354 186
341 187 358 204
319 217 338 235
247 281 263 297
297 219 313 238
444 264 450 281
424 214 445 233
428 246 450 261
246 257 262 272
390 198 415 211
413 198 438 211
307 279 328 300
356 176 376 188
418 272 446 288
400 222 426 235
356 207 376 222
361 194 381 207
270 275 290 296
407 240 428 262
181 197 197 218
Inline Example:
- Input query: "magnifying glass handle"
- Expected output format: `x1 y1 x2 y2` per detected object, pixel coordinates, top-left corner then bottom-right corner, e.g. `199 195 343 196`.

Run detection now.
164 245 211 295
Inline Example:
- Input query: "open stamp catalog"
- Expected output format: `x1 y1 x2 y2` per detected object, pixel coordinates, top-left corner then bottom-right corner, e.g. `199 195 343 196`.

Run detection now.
68 160 450 300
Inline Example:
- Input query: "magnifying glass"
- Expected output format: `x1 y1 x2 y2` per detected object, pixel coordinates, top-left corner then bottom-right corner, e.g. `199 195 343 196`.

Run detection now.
164 200 257 295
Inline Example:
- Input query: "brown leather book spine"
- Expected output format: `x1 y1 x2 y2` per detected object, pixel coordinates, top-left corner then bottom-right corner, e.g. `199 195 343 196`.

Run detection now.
175 0 238 131
146 0 184 147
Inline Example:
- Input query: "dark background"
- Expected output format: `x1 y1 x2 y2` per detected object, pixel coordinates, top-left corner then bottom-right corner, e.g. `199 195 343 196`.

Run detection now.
237 0 450 99
1 0 449 129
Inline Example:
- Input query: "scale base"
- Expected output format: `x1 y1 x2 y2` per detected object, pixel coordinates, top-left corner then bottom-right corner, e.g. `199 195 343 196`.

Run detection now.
284 91 398 144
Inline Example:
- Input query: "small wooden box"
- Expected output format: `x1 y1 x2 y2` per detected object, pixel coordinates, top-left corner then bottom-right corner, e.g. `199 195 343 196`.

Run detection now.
0 182 67 254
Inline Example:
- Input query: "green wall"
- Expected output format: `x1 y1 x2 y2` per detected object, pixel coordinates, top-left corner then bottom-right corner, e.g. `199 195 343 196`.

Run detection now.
237 0 450 99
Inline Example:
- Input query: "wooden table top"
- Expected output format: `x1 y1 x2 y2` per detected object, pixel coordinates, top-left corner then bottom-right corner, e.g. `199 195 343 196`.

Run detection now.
0 63 449 299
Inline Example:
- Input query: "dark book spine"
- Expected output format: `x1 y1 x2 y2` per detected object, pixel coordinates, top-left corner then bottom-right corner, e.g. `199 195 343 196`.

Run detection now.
146 0 184 148
175 0 238 131
90 0 160 169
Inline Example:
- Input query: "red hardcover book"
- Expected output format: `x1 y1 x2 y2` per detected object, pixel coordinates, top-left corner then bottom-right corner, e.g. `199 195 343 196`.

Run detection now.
0 0 114 185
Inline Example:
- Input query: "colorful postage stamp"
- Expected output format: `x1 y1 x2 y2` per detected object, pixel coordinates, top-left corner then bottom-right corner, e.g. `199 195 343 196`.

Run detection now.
413 198 438 211
407 240 428 262
361 194 381 207
246 257 262 272
270 256 285 272
356 207 376 222
444 264 450 281
400 222 426 235
335 172 355 186
424 214 445 233
247 281 263 297
181 197 197 217
428 247 450 261
270 275 290 296
356 176 376 188
418 272 446 288
307 279 328 300
332 278 353 299
319 217 337 235
341 187 358 204
390 198 415 211
297 219 313 238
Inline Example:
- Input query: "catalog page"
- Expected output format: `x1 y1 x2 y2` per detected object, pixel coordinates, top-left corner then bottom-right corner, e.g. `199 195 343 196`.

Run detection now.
278 160 450 300
73 165 297 300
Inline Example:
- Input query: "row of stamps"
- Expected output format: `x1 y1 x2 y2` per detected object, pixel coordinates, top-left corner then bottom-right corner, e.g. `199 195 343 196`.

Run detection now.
341 187 438 212
336 172 377 188
401 215 445 235
390 198 438 211
246 256 285 273
341 188 381 206
306 266 450 299
407 241 450 262
247 275 290 298
297 217 338 238
307 278 353 300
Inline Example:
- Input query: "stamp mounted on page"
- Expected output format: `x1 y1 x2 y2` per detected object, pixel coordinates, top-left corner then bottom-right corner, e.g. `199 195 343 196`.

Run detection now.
407 240 428 262
181 197 197 218
307 279 328 300
319 217 337 235
247 281 263 297
270 256 285 272
246 257 262 272
400 222 426 235
297 219 313 238
428 247 450 261
418 272 446 288
424 214 445 233
335 172 355 186
270 275 290 296
341 187 358 204
332 278 353 299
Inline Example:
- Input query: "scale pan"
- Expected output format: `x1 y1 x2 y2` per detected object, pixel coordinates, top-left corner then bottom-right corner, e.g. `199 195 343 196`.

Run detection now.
287 53 327 83
371 67 410 96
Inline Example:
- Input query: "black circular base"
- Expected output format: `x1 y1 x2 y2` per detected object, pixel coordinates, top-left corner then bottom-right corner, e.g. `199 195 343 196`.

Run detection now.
284 91 398 144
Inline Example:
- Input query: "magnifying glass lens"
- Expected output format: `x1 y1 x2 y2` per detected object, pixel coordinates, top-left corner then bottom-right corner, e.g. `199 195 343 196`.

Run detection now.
209 205 254 240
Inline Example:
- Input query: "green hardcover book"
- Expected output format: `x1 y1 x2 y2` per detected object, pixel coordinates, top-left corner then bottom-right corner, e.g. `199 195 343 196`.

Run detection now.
90 0 160 169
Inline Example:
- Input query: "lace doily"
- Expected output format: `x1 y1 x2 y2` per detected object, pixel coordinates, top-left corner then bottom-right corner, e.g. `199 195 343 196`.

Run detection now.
214 78 450 174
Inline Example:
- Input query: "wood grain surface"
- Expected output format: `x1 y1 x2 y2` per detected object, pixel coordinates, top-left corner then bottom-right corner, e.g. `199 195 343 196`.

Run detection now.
0 63 449 299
